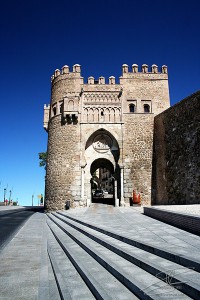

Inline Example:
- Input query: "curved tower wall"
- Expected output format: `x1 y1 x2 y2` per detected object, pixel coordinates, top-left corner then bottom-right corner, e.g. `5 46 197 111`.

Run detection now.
45 65 83 210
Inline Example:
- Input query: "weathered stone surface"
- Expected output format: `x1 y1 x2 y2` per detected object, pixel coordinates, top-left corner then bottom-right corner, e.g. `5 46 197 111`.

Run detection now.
152 90 200 205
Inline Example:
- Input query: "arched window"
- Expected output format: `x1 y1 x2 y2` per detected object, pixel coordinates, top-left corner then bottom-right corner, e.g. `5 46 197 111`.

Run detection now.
144 104 150 113
60 103 64 114
53 106 56 116
129 104 135 113
68 100 74 111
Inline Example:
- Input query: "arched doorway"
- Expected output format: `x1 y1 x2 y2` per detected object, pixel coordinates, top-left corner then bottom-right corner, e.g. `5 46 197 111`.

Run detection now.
82 128 122 206
90 158 114 205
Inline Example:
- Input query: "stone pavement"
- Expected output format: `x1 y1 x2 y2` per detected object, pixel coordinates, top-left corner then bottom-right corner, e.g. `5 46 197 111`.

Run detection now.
1 205 200 299
0 212 46 300
124 204 200 216
0 205 44 216
66 204 200 255
149 204 200 216
0 210 35 251
0 206 27 216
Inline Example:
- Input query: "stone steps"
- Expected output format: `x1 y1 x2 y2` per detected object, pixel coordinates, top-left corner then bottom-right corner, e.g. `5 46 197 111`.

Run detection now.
47 252 61 300
52 212 200 300
144 207 200 236
37 216 61 300
57 211 200 273
46 212 196 299
47 217 139 299
47 224 95 300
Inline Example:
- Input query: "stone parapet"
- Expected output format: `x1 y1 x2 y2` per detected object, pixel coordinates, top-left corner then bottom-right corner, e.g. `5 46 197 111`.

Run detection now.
144 207 200 236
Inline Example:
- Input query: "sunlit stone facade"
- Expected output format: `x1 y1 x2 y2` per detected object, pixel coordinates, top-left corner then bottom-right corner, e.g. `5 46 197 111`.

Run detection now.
44 64 170 211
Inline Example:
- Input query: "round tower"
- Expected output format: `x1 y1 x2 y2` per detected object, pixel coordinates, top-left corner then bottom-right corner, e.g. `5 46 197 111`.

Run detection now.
45 64 83 211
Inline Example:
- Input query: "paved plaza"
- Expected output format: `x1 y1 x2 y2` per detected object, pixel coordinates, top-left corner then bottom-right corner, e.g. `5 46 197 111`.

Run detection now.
0 205 200 299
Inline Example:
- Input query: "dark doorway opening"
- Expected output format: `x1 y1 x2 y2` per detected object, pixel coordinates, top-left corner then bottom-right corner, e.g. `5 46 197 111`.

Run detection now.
90 158 114 205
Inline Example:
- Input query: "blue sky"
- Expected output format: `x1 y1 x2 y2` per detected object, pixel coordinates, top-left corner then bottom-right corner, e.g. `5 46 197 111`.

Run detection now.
0 0 199 206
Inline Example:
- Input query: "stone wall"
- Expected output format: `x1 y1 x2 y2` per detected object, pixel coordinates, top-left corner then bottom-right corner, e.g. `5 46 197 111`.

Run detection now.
45 115 81 211
120 73 170 115
123 114 155 205
152 90 200 205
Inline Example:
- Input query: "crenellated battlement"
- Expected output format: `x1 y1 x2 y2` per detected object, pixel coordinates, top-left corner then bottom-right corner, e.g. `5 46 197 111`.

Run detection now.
51 64 82 82
43 104 50 131
122 64 168 74
44 104 50 109
51 64 118 85
51 63 168 84
48 62 169 123
87 76 116 85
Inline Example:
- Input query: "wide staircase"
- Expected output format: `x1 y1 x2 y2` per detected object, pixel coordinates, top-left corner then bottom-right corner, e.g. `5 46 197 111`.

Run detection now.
45 206 200 300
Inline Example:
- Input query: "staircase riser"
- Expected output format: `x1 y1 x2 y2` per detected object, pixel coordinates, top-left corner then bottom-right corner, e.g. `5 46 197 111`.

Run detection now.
53 213 200 300
48 215 181 300
48 247 72 300
57 212 200 273
48 221 112 300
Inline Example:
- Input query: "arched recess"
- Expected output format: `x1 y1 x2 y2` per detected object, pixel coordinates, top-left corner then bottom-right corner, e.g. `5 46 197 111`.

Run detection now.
105 108 110 123
85 128 120 163
94 108 99 122
90 158 115 205
82 128 122 206
91 158 114 175
84 108 88 122
68 100 74 111
89 108 94 122
84 127 121 151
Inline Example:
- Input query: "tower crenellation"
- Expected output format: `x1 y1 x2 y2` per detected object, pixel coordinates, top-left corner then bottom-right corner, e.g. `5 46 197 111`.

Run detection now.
142 64 148 73
62 65 69 74
122 64 129 74
54 69 61 77
51 64 82 83
151 64 158 73
122 63 168 74
98 76 105 84
51 63 168 85
88 76 94 84
132 64 138 73
43 104 50 131
73 64 81 73
161 65 168 74
109 76 115 85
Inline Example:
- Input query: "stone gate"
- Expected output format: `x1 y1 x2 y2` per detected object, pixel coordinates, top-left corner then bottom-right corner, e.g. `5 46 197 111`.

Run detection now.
43 63 170 210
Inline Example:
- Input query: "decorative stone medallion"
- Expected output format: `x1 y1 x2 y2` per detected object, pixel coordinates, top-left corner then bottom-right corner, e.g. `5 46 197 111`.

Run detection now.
93 134 112 153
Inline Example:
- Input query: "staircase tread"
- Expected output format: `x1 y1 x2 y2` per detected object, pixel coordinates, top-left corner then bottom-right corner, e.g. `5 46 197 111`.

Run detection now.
47 218 140 299
48 214 191 299
47 254 61 300
47 225 95 300
58 211 200 264
53 212 200 290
